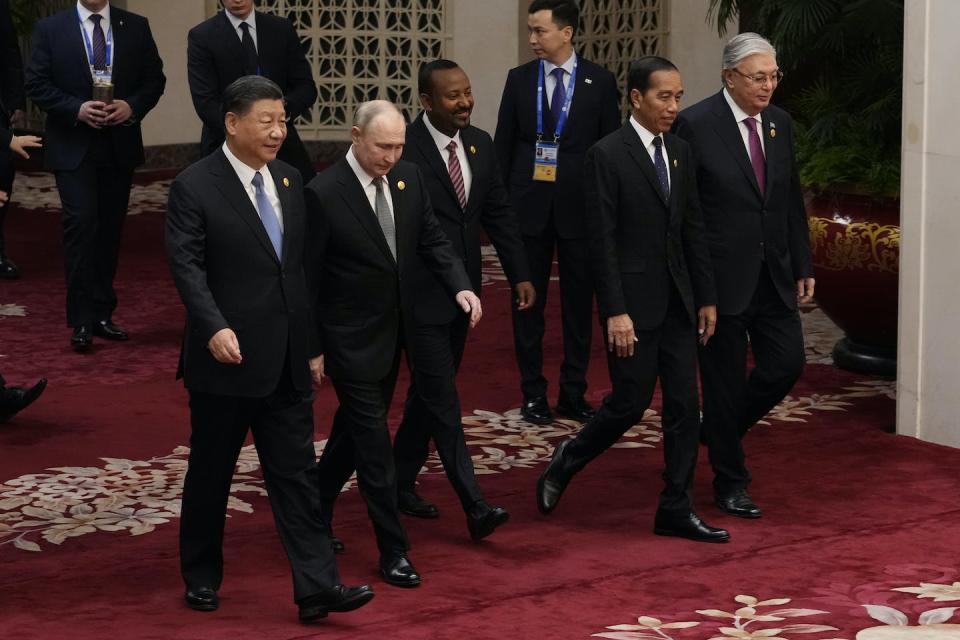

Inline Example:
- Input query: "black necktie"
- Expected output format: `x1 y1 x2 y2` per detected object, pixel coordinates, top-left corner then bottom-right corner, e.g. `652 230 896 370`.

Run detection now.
239 22 259 75
652 136 669 199
90 14 107 71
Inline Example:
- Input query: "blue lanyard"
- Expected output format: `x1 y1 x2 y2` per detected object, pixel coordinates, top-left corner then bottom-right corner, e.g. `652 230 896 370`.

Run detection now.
78 9 113 70
536 56 577 142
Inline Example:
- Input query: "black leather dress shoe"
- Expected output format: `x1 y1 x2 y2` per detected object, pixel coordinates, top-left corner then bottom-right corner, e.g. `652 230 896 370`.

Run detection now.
379 553 421 588
184 586 219 611
330 535 345 554
398 490 439 518
536 439 574 514
521 396 553 425
654 511 730 543
0 378 47 423
93 320 129 341
466 502 510 541
0 257 19 279
71 326 93 352
556 394 596 422
715 489 762 519
298 583 375 622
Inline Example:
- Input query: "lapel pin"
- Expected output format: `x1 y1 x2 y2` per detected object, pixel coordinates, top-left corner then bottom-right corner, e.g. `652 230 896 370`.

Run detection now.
470 145 477 155
282 177 290 187
585 78 593 84
769 122 777 138
673 159 678 167
397 180 406 191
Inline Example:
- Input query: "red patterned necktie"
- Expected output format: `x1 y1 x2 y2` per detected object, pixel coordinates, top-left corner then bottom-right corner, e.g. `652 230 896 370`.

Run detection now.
90 14 107 71
743 117 766 194
446 140 466 209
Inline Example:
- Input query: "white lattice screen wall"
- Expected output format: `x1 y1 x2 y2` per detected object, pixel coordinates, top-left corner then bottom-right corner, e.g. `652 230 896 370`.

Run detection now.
252 0 450 139
578 0 667 108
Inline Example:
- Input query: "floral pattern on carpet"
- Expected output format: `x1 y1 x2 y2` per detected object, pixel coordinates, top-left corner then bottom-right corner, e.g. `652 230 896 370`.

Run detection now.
593 569 960 639
11 172 173 217
0 381 894 552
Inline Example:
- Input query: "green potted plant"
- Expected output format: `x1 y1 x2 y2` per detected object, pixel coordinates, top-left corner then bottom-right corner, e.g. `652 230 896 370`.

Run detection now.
707 0 904 376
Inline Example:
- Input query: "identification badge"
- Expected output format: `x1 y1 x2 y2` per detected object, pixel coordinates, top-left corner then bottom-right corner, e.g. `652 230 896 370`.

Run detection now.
533 141 558 182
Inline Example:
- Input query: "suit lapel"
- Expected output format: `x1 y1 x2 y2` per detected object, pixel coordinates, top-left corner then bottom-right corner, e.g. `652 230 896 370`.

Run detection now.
387 168 406 261
621 123 668 208
411 116 462 212
760 110 777 205
217 11 245 74
665 133 682 220
212 151 280 263
66 11 93 92
710 93 763 199
269 162 295 265
335 160 397 268
460 127 480 215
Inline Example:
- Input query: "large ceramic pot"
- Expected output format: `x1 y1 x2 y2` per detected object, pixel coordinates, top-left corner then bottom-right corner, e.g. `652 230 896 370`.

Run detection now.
805 191 900 376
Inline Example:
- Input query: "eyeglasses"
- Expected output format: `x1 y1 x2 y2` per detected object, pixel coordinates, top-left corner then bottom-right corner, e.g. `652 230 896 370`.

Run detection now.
731 68 784 86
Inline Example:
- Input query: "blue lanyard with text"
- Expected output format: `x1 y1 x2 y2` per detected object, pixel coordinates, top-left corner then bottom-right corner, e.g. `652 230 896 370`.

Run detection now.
536 56 577 142
78 9 113 70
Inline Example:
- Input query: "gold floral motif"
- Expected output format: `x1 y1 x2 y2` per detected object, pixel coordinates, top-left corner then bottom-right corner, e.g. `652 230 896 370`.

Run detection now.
0 382 895 552
808 217 900 274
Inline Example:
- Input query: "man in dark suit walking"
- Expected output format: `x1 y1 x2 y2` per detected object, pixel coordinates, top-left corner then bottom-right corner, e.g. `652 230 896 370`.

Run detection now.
188 0 317 181
25 0 165 351
390 59 534 538
536 56 729 544
495 0 620 426
305 100 482 588
0 0 26 278
166 76 373 622
673 33 814 519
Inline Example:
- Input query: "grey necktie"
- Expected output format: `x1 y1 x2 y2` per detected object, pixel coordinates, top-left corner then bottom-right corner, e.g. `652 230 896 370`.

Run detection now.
373 177 396 258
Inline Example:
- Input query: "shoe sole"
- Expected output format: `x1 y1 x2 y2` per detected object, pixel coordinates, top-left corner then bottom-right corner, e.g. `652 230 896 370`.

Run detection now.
521 412 553 425
381 572 422 588
300 591 375 622
398 507 439 519
715 502 763 519
185 601 218 612
653 528 730 543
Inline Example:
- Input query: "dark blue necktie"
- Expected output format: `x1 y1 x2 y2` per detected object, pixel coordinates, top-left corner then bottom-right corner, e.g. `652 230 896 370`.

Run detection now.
90 14 107 71
550 67 566 124
251 171 283 261
652 136 669 199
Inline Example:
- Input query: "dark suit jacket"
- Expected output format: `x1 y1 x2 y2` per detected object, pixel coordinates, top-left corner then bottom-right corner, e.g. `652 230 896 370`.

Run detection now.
305 158 473 382
166 150 313 397
0 0 24 122
673 91 812 314
494 55 620 239
187 11 317 157
586 123 715 330
24 6 165 171
403 113 530 325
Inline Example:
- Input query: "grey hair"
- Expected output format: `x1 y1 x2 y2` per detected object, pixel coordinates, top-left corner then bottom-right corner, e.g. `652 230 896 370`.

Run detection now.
722 32 777 70
353 100 405 129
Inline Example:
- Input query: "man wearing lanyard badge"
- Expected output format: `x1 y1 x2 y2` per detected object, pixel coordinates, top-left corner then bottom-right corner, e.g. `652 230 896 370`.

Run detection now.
495 0 620 427
25 0 165 352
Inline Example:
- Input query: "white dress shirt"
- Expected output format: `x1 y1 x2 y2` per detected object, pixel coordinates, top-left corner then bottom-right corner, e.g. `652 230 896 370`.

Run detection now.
544 51 576 109
346 147 395 221
225 9 258 50
422 112 472 202
723 88 765 159
629 115 671 192
76 0 112 68
222 142 284 232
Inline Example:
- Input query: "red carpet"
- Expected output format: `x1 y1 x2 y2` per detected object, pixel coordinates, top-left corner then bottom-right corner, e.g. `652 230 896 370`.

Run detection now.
2 172 958 639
